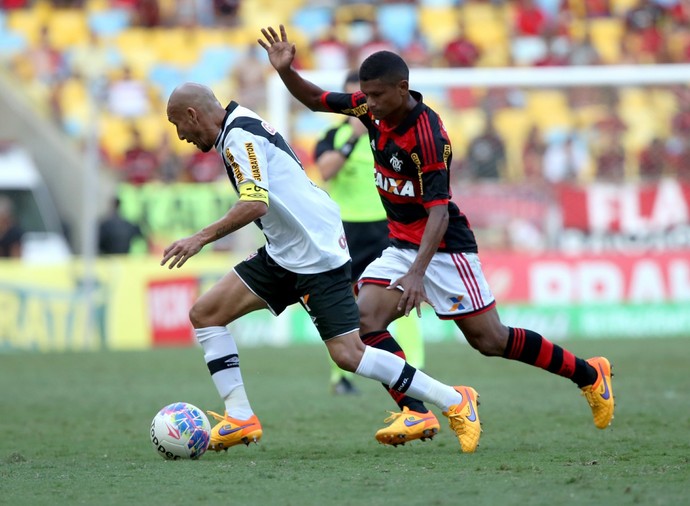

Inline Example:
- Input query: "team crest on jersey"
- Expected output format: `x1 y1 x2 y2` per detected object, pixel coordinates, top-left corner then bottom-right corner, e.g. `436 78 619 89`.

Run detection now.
389 153 403 172
261 121 276 135
375 172 415 197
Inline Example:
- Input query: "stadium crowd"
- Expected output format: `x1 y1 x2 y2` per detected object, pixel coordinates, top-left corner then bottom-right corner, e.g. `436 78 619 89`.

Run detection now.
1 0 690 188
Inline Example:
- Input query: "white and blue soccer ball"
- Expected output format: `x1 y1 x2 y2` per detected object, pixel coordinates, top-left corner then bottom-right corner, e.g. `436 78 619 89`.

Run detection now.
150 402 211 460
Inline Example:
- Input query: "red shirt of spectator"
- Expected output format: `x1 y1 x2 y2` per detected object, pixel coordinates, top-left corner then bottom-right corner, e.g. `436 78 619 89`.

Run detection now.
515 0 547 36
443 36 481 67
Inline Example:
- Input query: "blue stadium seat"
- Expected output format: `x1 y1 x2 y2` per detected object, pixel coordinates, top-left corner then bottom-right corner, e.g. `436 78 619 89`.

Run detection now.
88 9 131 38
376 3 419 49
148 64 185 101
290 5 333 41
0 26 27 58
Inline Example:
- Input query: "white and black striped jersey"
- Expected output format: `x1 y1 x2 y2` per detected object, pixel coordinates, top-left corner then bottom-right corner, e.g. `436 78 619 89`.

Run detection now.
214 101 350 274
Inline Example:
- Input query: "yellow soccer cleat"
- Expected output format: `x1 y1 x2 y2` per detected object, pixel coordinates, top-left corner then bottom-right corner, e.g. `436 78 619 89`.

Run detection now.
581 357 615 429
206 410 262 451
443 386 481 453
375 407 440 446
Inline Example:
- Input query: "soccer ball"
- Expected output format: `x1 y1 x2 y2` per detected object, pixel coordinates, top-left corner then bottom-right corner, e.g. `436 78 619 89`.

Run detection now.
150 402 211 460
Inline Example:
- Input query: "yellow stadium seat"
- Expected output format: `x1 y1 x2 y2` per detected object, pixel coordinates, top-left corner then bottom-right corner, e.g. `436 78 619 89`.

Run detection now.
493 108 532 180
610 0 638 15
461 2 498 24
620 104 660 152
240 0 301 28
151 28 200 66
334 3 376 24
442 108 485 155
649 89 677 137
465 20 509 66
6 9 48 46
589 18 624 64
133 114 166 151
419 6 460 51
619 87 649 109
48 10 88 49
99 114 134 162
85 0 110 12
525 90 573 130
115 29 157 76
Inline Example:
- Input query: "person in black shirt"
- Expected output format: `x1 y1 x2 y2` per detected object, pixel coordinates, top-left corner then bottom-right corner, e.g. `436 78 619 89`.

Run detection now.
98 197 145 254
0 196 24 258
260 25 615 451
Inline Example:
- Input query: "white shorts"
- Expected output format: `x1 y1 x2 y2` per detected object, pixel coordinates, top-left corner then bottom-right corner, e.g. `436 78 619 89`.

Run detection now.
358 247 496 320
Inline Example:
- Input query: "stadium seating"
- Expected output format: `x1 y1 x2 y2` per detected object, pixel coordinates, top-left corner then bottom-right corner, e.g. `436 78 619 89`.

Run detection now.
1 0 686 185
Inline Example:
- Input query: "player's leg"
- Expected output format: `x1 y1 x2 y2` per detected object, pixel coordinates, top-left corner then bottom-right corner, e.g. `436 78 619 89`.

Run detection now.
451 252 614 429
308 261 479 452
327 220 388 395
190 268 267 451
391 315 425 370
326 331 480 452
456 308 614 428
357 281 442 445
196 247 297 451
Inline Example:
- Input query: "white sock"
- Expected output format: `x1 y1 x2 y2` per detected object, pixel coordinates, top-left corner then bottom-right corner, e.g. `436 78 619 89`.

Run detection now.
195 326 253 420
355 346 463 411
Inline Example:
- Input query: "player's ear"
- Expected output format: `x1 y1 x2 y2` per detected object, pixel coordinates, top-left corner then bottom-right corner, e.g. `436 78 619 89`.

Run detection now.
186 106 198 123
398 80 409 95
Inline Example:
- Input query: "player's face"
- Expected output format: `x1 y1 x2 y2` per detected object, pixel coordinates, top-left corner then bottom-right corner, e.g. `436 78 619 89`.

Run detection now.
359 78 407 121
167 106 214 152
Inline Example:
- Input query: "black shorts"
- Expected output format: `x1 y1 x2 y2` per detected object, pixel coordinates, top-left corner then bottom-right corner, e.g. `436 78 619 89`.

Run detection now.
343 220 390 282
233 247 360 340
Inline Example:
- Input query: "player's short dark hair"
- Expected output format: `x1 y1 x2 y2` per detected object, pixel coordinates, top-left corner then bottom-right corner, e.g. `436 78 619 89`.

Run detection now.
359 51 409 85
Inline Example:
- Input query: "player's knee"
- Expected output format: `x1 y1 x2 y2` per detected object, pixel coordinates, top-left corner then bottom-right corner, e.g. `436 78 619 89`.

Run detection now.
464 328 507 357
329 346 362 372
189 301 209 328
358 304 385 334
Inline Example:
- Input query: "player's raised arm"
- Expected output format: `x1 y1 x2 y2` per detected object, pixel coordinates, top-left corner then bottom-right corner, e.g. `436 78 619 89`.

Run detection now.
258 25 331 113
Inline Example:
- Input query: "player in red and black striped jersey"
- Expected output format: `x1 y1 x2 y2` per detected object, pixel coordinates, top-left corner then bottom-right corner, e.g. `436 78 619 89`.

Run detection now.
260 25 615 447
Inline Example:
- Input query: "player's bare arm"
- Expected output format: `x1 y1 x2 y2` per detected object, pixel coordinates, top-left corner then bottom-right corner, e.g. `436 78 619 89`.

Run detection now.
161 200 267 269
388 205 448 316
258 24 330 113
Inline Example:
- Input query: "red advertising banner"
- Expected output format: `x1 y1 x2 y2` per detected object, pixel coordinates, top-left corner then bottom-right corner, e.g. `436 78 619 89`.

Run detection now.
481 251 690 304
147 277 199 346
558 178 690 233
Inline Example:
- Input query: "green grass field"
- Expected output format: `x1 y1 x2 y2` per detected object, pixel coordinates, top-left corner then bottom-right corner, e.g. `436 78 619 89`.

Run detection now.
1 338 689 506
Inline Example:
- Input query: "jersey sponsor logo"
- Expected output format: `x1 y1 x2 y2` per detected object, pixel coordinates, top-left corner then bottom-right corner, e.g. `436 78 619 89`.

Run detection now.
389 154 403 172
411 153 421 169
343 103 368 117
244 142 261 181
225 148 243 183
375 172 416 197
261 121 276 135
449 295 465 312
443 144 451 165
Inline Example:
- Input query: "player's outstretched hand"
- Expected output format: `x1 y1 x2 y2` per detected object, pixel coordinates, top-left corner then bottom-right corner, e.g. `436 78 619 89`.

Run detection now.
258 25 296 72
161 235 204 269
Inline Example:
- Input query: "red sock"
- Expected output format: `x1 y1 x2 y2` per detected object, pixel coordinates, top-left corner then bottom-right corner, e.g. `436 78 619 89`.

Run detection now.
503 327 596 388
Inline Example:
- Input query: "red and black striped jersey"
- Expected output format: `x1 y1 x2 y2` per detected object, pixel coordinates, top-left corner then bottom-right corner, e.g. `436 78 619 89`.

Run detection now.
320 89 478 253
